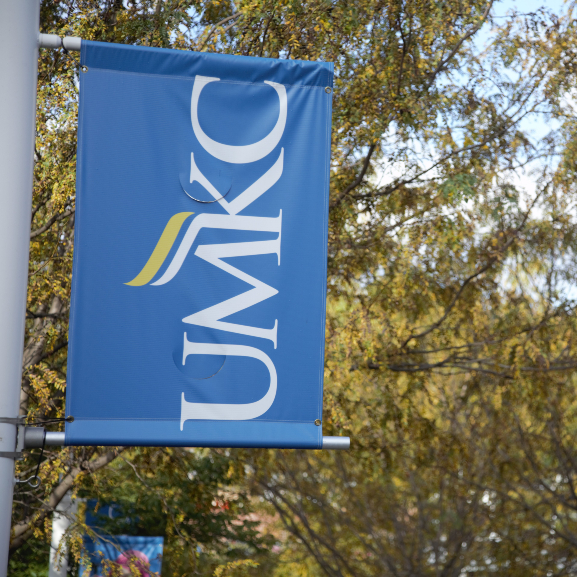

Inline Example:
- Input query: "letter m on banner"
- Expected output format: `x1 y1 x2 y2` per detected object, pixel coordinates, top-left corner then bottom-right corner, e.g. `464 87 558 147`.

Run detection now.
65 42 333 448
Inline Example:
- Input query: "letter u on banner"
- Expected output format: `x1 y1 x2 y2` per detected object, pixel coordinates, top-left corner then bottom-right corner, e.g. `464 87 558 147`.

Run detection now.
181 336 277 426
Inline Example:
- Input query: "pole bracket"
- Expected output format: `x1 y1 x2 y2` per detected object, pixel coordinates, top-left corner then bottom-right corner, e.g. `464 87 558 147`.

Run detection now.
0 416 25 425
38 33 81 52
322 436 350 450
0 418 25 460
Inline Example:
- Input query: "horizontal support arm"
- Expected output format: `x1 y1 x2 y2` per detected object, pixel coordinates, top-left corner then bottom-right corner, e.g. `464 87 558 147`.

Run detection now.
23 429 64 448
322 436 350 450
39 432 350 449
38 33 81 51
44 431 65 446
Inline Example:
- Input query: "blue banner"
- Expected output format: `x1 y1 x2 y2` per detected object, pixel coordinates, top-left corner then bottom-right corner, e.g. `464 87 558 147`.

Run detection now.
66 41 333 448
80 535 163 576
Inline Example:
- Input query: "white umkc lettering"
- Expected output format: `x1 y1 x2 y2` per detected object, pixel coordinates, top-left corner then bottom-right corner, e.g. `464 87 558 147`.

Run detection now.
189 149 284 216
191 76 287 164
180 336 277 427
180 76 286 426
155 213 282 346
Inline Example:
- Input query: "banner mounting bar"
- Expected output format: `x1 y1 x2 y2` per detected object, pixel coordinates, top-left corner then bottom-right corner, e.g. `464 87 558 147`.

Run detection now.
38 33 81 52
40 432 349 450
322 436 350 450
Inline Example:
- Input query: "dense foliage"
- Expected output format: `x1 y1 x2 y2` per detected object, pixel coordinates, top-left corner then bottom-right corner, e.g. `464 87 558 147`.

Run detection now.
12 0 577 575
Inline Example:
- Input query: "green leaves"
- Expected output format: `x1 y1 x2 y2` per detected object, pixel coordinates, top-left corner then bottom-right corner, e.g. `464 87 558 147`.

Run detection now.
17 1 577 576
78 448 273 575
440 173 478 202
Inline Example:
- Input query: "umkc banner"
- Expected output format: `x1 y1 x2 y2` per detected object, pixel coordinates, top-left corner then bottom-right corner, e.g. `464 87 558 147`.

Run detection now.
65 41 333 448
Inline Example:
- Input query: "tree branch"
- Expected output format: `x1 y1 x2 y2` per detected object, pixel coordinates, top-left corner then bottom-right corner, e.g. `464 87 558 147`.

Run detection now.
10 448 124 553
330 144 377 209
30 208 75 240
425 1 495 89
198 13 241 51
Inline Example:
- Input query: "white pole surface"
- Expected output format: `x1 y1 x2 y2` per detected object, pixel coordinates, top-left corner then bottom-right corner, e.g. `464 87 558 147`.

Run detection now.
0 0 40 574
49 492 77 577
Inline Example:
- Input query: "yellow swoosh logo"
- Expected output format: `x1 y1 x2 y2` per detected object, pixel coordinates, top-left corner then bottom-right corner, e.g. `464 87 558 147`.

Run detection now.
125 212 194 286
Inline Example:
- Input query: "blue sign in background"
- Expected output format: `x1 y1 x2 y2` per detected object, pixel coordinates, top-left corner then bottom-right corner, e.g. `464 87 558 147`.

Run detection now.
66 42 333 448
81 535 163 576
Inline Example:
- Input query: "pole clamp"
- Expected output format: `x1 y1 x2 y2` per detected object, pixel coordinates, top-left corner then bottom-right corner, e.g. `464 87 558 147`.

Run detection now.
0 417 26 460
0 417 25 460
0 452 21 458
0 416 25 425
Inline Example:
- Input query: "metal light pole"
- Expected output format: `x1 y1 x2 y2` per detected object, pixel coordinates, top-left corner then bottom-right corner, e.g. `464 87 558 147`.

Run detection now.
48 491 77 577
0 0 41 574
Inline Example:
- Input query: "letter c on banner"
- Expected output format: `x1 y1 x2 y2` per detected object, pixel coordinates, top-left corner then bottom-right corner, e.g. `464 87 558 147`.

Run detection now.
180 335 277 429
191 76 287 164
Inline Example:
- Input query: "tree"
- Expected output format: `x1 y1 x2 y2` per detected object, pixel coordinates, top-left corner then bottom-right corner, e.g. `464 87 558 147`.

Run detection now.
14 0 577 575
248 3 577 576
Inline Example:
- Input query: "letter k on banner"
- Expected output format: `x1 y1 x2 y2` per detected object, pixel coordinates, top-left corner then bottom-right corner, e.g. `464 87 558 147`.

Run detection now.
66 42 333 448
